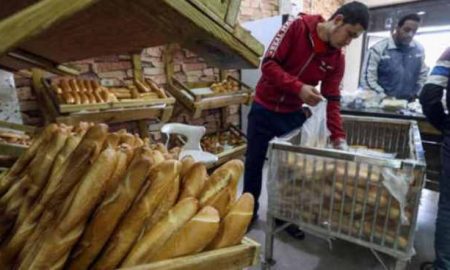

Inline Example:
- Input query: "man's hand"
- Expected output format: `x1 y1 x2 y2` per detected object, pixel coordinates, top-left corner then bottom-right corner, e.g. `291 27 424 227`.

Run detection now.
299 84 323 106
332 138 349 151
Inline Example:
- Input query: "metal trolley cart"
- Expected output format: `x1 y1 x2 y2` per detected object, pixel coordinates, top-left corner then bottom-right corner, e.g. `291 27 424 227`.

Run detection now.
263 116 426 270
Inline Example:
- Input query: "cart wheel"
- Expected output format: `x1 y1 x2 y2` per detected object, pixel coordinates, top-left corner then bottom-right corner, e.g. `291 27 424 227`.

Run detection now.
261 258 276 270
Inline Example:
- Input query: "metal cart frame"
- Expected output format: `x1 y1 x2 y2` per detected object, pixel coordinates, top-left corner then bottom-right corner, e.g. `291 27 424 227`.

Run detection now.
263 116 426 270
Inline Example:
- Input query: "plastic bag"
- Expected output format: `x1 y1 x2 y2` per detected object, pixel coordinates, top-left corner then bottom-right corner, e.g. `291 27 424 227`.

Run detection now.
300 100 330 148
382 167 414 225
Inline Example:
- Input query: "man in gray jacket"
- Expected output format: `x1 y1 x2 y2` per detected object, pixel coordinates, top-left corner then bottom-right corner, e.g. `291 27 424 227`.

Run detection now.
361 13 428 101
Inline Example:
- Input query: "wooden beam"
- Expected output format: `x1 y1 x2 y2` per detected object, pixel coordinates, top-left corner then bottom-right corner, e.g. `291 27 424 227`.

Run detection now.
163 44 177 85
0 0 100 57
31 68 58 124
55 107 166 125
8 50 79 76
225 0 242 26
131 53 144 83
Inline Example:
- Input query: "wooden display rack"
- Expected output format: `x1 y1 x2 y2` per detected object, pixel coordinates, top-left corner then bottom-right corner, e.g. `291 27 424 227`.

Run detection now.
167 76 253 119
121 237 260 270
0 120 36 158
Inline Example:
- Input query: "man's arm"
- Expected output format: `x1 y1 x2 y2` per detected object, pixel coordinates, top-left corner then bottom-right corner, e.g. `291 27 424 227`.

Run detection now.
321 54 346 142
416 53 429 95
261 17 305 97
419 49 450 132
361 46 385 94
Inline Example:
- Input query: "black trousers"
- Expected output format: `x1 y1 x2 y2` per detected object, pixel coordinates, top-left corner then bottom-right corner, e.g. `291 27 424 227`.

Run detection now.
243 102 307 215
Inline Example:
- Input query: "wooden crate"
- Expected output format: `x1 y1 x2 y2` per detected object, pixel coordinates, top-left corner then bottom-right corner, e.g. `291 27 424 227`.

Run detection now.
167 76 253 119
119 237 260 270
42 78 175 114
39 78 175 126
0 120 35 158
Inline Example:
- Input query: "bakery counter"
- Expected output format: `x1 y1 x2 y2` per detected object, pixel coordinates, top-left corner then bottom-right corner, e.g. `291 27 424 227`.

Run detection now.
341 106 442 191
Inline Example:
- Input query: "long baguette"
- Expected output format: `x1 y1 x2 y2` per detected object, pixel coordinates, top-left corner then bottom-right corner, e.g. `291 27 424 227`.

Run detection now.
144 169 180 231
67 147 158 270
199 169 232 206
178 162 207 200
14 127 70 226
206 193 254 249
91 159 181 270
180 155 195 179
152 206 220 261
0 127 68 230
17 148 119 270
204 186 233 218
121 197 199 267
0 129 87 266
3 125 107 261
0 124 58 196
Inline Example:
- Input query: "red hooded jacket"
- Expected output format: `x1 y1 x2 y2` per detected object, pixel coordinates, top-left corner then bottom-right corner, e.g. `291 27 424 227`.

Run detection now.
254 14 346 141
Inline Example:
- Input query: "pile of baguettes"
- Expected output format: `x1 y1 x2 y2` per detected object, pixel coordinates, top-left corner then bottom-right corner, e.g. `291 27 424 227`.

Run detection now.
0 123 254 269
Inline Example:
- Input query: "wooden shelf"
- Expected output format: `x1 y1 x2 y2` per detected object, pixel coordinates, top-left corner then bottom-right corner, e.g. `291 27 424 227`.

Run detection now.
167 76 253 119
120 237 260 270
0 0 264 73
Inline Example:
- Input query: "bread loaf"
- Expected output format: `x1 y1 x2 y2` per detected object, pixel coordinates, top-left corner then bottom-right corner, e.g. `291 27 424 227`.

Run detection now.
212 160 244 199
68 148 158 270
121 197 199 267
180 155 195 178
92 160 181 270
207 193 254 249
204 186 233 218
152 206 220 261
144 170 180 231
0 124 58 196
5 124 108 261
178 162 207 200
17 148 119 270
199 169 232 206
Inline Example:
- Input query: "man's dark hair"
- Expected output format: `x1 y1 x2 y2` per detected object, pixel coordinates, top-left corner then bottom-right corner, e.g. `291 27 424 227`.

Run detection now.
397 13 421 27
330 1 370 30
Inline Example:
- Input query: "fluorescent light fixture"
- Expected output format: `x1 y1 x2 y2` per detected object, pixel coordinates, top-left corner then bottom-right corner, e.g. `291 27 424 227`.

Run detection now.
417 11 426 15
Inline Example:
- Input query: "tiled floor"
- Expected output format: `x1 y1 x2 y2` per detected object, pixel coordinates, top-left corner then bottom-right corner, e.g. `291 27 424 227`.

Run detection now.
240 174 438 270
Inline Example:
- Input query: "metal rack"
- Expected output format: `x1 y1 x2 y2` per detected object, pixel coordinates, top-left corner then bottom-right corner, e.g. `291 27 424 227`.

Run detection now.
263 116 426 270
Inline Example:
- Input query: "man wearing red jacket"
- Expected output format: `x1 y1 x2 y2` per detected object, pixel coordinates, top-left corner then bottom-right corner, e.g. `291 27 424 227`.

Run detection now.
244 1 370 234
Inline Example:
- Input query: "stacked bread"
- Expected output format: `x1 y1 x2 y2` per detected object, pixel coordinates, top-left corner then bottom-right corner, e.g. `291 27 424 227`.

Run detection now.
0 123 253 270
134 78 168 99
274 146 415 249
0 131 31 146
210 78 240 93
201 130 246 154
52 78 119 105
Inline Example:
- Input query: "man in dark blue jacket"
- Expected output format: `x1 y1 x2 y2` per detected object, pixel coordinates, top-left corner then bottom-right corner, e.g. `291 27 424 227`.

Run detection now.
362 13 428 101
420 47 450 270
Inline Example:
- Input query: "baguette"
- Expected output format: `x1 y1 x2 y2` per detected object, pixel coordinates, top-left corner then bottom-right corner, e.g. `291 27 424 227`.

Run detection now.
13 127 71 226
71 148 159 270
17 148 119 270
180 155 195 179
121 197 199 267
204 186 233 218
199 169 232 206
0 124 58 196
213 160 244 200
206 193 254 249
92 159 181 270
6 124 108 256
152 206 220 261
134 79 151 93
178 162 207 200
146 79 168 98
144 169 180 231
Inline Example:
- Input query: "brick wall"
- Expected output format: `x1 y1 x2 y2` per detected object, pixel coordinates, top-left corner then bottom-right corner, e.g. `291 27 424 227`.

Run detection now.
303 0 345 18
239 0 279 22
